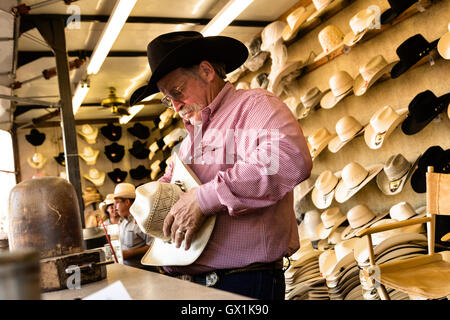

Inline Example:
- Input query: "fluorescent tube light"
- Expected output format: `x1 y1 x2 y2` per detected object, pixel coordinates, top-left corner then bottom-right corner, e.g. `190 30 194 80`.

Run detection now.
119 104 144 124
87 0 137 74
72 81 90 115
201 0 254 37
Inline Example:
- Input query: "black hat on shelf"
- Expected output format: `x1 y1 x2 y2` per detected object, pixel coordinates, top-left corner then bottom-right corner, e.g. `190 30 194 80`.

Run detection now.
54 152 65 167
410 146 450 193
380 0 418 25
401 90 450 135
129 165 151 180
107 168 128 184
100 123 122 141
128 140 150 159
390 34 439 79
104 143 125 163
127 122 150 140
25 128 46 146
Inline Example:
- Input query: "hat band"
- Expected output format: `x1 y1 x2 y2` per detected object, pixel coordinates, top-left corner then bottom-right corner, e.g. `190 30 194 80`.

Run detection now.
350 214 376 229
345 170 369 190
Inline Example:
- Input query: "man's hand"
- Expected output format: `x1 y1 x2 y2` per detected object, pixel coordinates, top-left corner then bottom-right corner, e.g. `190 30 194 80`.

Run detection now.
163 187 206 250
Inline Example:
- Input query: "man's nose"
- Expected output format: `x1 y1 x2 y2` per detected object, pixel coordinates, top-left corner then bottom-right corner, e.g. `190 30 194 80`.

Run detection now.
172 100 184 112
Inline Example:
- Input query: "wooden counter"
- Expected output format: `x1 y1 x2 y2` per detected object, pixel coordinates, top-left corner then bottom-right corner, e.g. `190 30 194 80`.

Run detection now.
41 263 251 300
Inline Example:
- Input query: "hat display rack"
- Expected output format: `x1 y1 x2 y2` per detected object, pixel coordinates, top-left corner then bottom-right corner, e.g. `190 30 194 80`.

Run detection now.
232 0 449 300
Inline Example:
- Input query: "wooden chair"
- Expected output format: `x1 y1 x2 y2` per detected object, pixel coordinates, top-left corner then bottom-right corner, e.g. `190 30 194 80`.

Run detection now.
356 166 450 300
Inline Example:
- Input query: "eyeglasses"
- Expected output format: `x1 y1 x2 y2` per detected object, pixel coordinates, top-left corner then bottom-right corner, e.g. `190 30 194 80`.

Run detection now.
161 81 186 110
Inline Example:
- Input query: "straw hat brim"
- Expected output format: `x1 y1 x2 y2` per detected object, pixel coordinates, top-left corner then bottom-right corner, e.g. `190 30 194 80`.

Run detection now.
376 156 419 195
314 40 345 62
327 251 357 278
269 60 304 94
364 108 408 150
320 86 353 109
303 88 330 110
282 6 315 42
328 125 365 153
311 187 336 209
341 210 390 241
316 215 348 240
353 61 397 96
335 163 384 203
343 29 368 47
307 0 334 22
77 127 99 144
80 150 100 165
295 174 318 201
437 31 450 60
84 172 106 187
308 133 337 160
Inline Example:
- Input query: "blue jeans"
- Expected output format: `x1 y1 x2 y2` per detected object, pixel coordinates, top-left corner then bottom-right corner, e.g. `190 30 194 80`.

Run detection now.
208 269 285 300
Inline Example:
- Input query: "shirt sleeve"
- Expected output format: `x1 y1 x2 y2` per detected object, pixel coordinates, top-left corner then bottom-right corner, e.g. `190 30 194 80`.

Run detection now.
196 93 312 216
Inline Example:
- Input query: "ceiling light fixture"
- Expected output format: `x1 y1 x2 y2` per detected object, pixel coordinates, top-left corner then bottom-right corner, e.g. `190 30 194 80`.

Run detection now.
72 80 90 115
201 0 255 36
87 0 137 75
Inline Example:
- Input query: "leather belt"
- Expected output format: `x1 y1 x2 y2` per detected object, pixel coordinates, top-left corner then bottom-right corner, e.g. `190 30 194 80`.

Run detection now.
180 260 284 287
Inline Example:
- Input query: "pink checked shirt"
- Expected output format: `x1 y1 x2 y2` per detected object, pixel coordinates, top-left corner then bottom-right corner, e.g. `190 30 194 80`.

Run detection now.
159 82 312 275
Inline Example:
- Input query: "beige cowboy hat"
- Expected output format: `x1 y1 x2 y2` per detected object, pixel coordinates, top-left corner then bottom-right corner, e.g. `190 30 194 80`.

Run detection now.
99 193 114 215
334 161 383 203
328 226 346 245
137 153 217 266
113 182 136 199
343 7 377 47
299 209 322 241
162 127 187 150
316 207 348 240
307 127 336 160
77 124 98 144
283 96 305 119
311 170 340 209
376 153 420 195
307 0 334 22
290 239 321 261
82 186 102 206
79 146 100 165
364 106 408 149
294 174 318 202
235 81 250 90
282 6 315 42
319 249 336 278
437 23 450 60
353 55 397 96
301 86 329 113
268 60 304 96
320 70 354 109
260 20 287 52
326 237 359 277
389 202 427 222
158 108 175 130
328 115 366 153
314 25 345 62
27 152 47 169
341 204 390 240
83 168 106 187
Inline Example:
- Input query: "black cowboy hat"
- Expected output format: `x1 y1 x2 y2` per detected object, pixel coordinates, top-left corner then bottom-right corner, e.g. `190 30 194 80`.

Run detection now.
129 165 151 180
401 90 450 135
100 122 122 141
25 128 46 146
104 143 125 163
107 168 128 184
128 140 150 159
129 31 248 106
410 146 450 193
390 34 439 79
127 122 150 140
380 0 418 25
54 152 65 167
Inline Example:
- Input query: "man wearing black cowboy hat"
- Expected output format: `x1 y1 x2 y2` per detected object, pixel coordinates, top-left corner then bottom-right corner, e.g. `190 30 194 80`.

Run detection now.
130 31 312 300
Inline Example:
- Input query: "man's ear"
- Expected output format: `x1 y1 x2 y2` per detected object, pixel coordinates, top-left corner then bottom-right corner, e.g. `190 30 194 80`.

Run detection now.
198 61 215 82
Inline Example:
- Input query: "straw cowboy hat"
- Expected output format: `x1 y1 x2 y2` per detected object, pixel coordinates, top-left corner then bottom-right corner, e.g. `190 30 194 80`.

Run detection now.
314 25 345 62
341 204 390 240
353 55 397 96
319 249 336 278
130 31 248 106
390 34 439 79
243 36 269 72
364 106 408 149
294 173 317 202
380 0 418 25
376 153 419 195
100 122 122 141
107 168 128 184
99 193 114 215
301 86 329 112
328 115 365 153
343 7 377 47
282 5 315 42
401 90 450 136
320 70 354 109
326 238 359 277
82 186 102 207
163 127 187 149
268 59 304 96
79 146 100 165
334 161 383 203
25 128 46 146
290 239 322 263
437 23 450 60
136 153 216 266
307 127 336 160
316 207 348 240
113 182 136 199
307 0 334 22
83 168 106 187
260 20 287 52
299 209 322 241
27 152 47 169
283 96 305 119
77 124 98 144
389 202 427 222
311 170 340 209
148 139 165 161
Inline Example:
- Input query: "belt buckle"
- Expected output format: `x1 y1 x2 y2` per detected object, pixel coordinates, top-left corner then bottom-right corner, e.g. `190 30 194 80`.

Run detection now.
205 272 218 287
